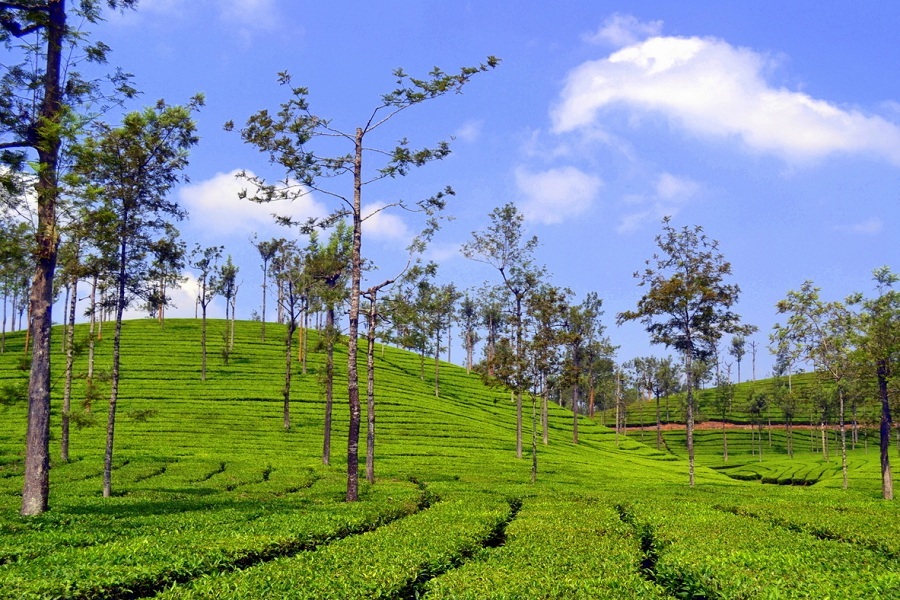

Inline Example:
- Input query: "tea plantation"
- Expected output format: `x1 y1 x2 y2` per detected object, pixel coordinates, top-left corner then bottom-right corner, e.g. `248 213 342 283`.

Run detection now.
0 319 898 598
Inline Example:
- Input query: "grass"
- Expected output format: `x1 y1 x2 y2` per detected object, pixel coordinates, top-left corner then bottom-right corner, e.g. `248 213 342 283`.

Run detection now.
0 318 898 598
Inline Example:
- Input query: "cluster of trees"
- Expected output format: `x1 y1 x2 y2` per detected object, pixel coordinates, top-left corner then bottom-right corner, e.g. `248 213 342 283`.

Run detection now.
1 0 498 513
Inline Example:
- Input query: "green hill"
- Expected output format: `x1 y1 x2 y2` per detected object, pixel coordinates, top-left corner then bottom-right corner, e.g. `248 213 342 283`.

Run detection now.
0 319 898 598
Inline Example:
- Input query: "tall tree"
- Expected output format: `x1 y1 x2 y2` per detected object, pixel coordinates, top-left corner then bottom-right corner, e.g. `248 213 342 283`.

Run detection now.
74 98 200 498
561 293 605 444
2 0 138 516
270 240 307 430
218 255 239 356
463 202 542 459
251 235 280 341
773 280 854 489
847 267 899 500
617 217 754 487
190 244 222 382
145 224 186 328
525 283 569 447
457 293 481 374
712 366 735 461
729 335 746 383
231 60 497 501
305 225 350 465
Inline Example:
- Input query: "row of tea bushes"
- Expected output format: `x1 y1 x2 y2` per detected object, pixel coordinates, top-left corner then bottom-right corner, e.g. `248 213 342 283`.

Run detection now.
157 492 515 599
0 477 422 599
424 494 669 599
624 496 900 598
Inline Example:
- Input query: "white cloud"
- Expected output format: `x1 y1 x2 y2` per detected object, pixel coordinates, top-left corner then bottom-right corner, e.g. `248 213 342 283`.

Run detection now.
179 170 327 238
617 172 699 234
454 120 483 143
553 34 900 165
834 217 883 235
515 166 603 225
362 202 411 242
584 14 663 48
656 172 699 200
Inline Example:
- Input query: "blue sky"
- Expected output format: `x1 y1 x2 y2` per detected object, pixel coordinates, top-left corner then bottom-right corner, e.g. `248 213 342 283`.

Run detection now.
83 1 899 378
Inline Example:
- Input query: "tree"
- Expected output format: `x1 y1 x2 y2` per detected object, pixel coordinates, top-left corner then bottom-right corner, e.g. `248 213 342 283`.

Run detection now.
561 293 605 444
74 98 200 498
773 280 854 489
617 217 754 487
218 255 239 357
712 367 735 461
305 225 350 465
145 224 186 328
847 267 899 500
525 283 569 447
231 59 496 501
771 373 798 458
463 202 542 459
190 244 222 382
729 335 746 383
251 235 280 341
2 0 138 516
458 293 480 374
270 240 307 430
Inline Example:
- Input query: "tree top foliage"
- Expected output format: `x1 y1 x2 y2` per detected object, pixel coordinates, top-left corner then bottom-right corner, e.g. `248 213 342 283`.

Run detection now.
617 216 755 362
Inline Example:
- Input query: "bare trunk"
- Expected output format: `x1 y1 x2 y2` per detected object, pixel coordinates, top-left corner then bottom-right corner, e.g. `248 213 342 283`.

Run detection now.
655 392 662 451
322 307 335 465
104 236 129 499
541 375 549 445
283 320 294 429
200 304 208 381
261 262 267 341
21 0 65 516
514 296 523 459
572 386 579 444
87 274 97 380
685 353 695 487
61 278 78 462
839 389 848 489
366 299 376 484
878 359 893 500
345 127 364 502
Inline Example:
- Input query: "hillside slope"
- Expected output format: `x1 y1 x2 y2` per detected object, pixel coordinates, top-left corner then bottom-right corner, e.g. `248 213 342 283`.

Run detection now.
0 319 897 599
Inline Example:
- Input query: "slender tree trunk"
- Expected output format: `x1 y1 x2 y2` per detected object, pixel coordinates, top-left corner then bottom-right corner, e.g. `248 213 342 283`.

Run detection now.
87 274 97 380
301 306 308 375
200 304 208 381
1 289 7 353
541 374 549 445
283 320 294 429
322 306 335 466
838 389 848 489
514 295 523 459
878 359 894 500
821 421 829 461
722 419 728 462
531 391 538 483
656 392 662 451
685 353 695 487
572 386 579 444
433 331 440 398
345 127 364 502
61 277 78 462
21 0 65 517
261 263 267 341
365 299 376 484
104 237 129 499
